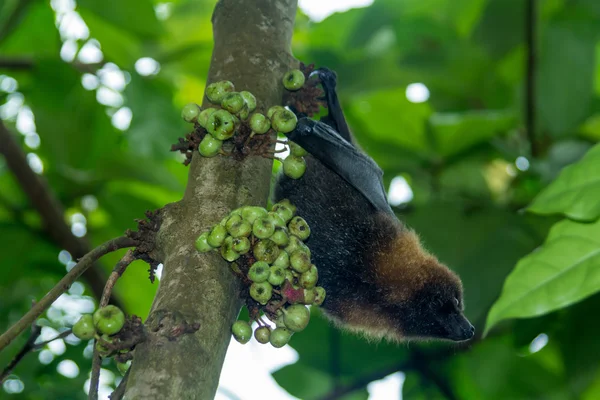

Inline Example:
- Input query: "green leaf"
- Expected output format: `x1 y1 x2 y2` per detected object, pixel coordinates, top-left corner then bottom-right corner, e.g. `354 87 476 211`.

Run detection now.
528 143 600 221
0 2 59 56
485 218 600 335
78 0 162 39
346 88 432 155
429 110 516 157
124 74 186 159
273 364 334 399
537 21 596 136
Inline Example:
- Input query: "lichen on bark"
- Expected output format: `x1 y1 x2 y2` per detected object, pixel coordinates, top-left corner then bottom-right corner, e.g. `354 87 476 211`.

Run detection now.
123 1 298 399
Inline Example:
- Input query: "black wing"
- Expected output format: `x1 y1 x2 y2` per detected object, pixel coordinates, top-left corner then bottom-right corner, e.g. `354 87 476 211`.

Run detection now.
287 118 393 215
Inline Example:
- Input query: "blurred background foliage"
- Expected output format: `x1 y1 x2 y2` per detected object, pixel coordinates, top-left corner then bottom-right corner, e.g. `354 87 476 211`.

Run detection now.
1 0 599 399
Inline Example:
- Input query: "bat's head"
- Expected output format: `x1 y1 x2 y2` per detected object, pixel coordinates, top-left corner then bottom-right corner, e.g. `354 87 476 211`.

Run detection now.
390 259 475 341
373 229 475 342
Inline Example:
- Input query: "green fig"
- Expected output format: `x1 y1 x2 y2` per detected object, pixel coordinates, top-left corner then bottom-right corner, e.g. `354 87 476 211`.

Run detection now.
195 231 213 253
198 107 217 128
207 224 227 247
248 261 271 283
288 216 310 241
254 326 271 344
182 103 200 123
282 69 305 91
282 304 310 332
206 80 235 103
270 327 293 348
93 305 125 335
268 265 286 286
283 155 306 179
232 320 252 344
253 239 280 264
240 91 257 111
72 314 95 340
207 109 236 140
198 135 223 157
250 281 273 305
249 113 271 134
221 92 245 114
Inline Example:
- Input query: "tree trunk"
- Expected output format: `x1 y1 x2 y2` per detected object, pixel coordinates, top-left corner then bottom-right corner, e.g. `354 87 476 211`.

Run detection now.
123 1 297 399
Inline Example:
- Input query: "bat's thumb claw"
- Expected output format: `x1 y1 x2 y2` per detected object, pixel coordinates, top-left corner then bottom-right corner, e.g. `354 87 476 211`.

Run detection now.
294 118 315 136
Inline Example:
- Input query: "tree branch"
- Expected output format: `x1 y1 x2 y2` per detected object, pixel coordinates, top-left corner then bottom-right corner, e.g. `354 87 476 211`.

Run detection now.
0 120 112 301
0 318 40 384
0 236 138 352
124 0 298 398
89 250 135 400
525 0 538 157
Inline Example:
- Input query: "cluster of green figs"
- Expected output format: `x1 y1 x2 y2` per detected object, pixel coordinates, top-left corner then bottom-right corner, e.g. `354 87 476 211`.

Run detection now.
181 69 309 179
195 199 325 348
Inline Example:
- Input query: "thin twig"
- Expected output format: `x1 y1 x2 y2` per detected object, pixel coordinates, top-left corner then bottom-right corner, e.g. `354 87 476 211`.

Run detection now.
525 0 538 157
109 369 130 400
0 236 139 352
90 251 136 400
89 353 102 400
31 329 72 351
1 328 73 382
0 322 40 383
0 121 111 300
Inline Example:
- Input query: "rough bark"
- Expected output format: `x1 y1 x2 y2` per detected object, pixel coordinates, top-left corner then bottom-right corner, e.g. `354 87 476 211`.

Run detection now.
124 1 297 399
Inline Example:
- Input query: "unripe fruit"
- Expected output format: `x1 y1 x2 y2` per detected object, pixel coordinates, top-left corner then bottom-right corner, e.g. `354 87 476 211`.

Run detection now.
207 224 228 248
283 155 306 179
226 215 252 238
253 217 275 239
182 103 200 123
232 237 251 254
285 269 295 284
195 232 213 253
72 314 95 340
289 141 308 157
282 304 310 332
266 212 286 228
277 199 297 214
273 251 290 268
241 206 268 224
221 92 245 114
95 336 112 357
272 109 298 133
116 361 131 376
254 326 271 344
238 104 250 120
282 69 305 91
249 113 271 134
207 109 236 140
198 107 217 128
220 236 240 262
300 265 318 289
93 305 125 335
248 261 271 283
232 320 252 344
253 239 280 264
303 288 316 304
285 235 311 256
314 286 326 306
267 105 285 120
206 80 235 103
288 216 310 241
271 204 294 223
270 327 293 348
198 135 222 157
268 265 286 286
271 227 289 247
240 91 257 111
290 250 311 273
250 281 273 305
